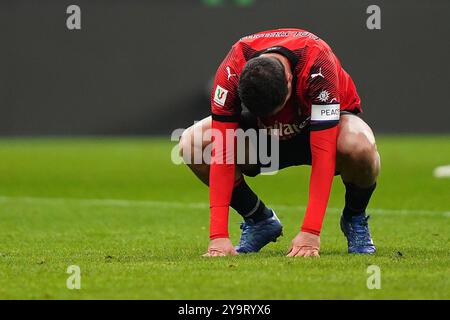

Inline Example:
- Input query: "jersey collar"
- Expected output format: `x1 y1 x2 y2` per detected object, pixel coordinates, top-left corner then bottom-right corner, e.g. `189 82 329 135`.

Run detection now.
253 46 299 72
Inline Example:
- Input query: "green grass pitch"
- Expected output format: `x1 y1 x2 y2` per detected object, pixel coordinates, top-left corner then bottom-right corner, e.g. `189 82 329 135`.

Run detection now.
0 135 448 299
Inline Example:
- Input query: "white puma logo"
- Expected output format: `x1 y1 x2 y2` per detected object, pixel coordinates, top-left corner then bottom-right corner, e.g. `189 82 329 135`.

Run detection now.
226 66 237 80
311 67 324 79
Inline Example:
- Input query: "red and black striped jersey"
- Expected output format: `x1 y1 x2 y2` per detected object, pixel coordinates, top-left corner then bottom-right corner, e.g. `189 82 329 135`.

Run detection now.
211 28 361 139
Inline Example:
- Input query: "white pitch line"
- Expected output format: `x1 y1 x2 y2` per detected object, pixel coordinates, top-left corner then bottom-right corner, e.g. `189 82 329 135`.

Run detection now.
0 196 208 209
272 204 449 217
0 195 448 217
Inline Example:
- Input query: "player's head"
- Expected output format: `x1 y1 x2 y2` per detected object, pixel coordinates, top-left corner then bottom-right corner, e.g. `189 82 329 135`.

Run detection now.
238 55 292 117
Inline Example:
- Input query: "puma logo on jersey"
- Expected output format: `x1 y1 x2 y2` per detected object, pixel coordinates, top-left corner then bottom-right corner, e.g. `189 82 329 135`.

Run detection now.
226 66 237 80
311 67 324 79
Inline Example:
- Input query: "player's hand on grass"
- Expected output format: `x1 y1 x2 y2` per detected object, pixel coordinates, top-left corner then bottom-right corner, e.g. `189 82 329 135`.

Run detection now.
287 231 320 257
203 238 238 257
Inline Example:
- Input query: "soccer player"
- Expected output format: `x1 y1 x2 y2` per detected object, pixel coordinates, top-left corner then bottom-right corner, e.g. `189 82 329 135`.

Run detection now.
179 28 380 257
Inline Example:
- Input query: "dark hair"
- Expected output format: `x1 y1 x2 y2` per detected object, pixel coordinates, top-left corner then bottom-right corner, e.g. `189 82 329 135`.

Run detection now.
238 56 288 117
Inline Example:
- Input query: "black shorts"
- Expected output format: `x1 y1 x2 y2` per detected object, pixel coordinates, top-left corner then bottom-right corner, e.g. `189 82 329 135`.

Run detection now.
237 111 357 177
238 112 312 177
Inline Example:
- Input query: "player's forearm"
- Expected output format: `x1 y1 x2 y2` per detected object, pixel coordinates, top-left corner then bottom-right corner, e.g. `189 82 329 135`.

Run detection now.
209 120 238 239
209 163 235 239
301 126 338 235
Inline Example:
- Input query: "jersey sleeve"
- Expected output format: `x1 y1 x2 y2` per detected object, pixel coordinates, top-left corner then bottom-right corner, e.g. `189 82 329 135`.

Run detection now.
300 48 340 235
306 47 341 130
209 46 241 240
210 45 242 122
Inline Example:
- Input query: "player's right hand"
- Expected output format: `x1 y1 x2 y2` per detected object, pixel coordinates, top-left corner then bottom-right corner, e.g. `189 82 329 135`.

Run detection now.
203 238 238 257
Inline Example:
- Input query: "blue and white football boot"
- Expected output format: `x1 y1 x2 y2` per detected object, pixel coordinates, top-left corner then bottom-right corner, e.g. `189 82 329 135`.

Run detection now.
340 213 376 254
235 210 283 253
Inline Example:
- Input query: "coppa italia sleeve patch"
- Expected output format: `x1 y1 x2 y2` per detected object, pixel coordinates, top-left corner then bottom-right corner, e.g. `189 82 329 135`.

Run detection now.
311 104 340 121
213 85 229 107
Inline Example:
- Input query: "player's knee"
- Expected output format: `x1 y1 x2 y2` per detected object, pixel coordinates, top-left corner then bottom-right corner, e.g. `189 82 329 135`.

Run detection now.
179 127 201 163
179 127 211 168
178 128 191 158
338 132 378 169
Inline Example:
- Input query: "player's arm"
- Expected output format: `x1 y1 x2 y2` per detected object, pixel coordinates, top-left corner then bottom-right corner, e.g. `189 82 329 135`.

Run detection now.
288 48 340 257
204 47 241 257
209 119 238 240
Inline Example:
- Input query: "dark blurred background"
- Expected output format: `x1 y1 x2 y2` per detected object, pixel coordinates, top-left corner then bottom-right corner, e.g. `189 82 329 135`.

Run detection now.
0 0 449 135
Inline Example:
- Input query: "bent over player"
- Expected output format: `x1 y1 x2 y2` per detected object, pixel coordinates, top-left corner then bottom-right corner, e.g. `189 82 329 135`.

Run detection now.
179 28 380 257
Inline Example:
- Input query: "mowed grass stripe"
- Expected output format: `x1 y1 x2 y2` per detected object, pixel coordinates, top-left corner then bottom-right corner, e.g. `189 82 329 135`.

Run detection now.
0 195 448 217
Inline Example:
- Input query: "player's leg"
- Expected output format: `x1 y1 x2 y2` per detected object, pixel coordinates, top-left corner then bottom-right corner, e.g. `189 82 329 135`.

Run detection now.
179 116 260 186
178 116 280 247
336 113 380 254
179 116 238 185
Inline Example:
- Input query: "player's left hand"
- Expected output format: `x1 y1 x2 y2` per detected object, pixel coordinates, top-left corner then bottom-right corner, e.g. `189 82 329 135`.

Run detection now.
287 231 320 257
